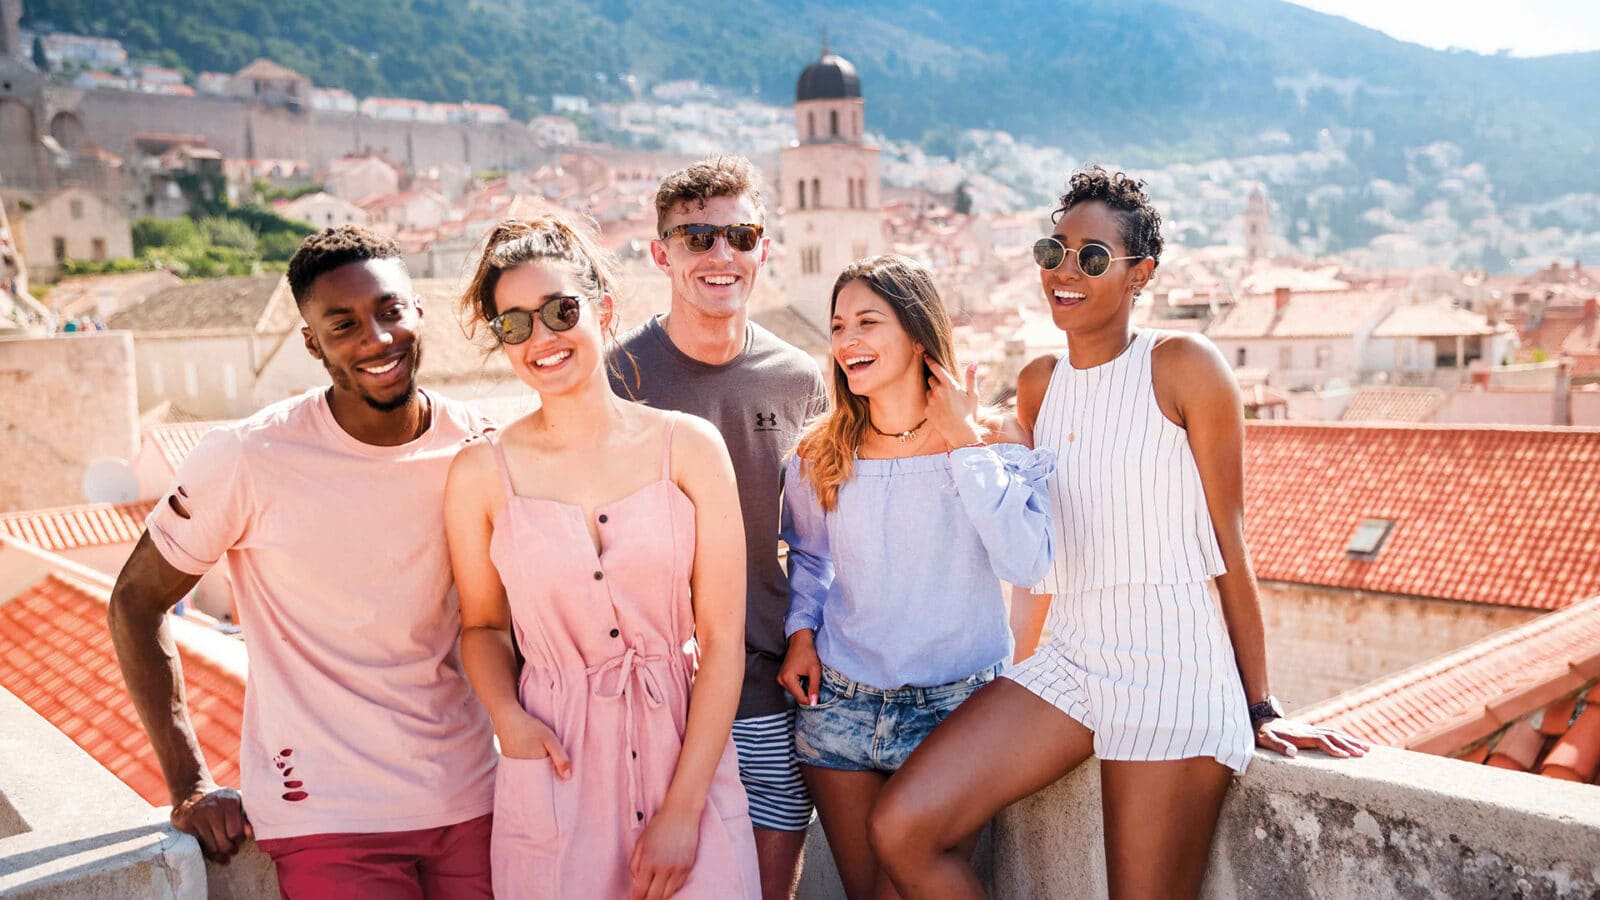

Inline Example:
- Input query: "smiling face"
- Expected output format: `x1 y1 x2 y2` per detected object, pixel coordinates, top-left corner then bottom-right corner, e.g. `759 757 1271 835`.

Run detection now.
1040 200 1152 335
492 260 612 396
831 278 924 399
300 258 424 412
650 194 768 320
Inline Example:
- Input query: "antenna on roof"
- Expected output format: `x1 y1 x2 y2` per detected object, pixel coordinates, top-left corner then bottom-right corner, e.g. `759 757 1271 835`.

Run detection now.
821 26 830 56
82 457 140 504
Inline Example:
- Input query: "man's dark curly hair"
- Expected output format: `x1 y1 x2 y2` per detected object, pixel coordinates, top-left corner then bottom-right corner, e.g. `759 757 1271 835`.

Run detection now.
1052 166 1163 267
287 225 405 306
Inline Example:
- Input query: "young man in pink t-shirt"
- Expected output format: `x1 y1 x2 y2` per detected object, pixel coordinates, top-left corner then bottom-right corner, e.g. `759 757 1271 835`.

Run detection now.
109 227 498 897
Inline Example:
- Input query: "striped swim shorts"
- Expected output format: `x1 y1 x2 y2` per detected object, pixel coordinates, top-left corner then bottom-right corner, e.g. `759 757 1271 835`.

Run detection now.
730 710 816 831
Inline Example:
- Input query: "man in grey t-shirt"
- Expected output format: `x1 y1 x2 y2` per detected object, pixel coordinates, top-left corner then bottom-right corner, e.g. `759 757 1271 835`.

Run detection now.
610 155 826 900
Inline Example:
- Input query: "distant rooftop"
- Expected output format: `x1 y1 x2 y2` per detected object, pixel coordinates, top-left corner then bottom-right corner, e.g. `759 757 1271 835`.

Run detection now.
106 275 287 333
1243 422 1600 611
1339 386 1449 423
0 501 154 553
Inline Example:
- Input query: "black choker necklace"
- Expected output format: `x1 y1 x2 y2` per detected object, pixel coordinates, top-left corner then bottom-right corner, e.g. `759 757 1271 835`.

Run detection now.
868 416 927 443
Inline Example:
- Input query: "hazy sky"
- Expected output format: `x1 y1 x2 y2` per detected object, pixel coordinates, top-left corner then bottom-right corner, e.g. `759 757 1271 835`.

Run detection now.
1288 0 1600 56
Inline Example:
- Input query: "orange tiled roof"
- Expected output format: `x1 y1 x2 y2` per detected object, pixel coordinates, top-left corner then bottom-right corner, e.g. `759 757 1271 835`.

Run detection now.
0 564 243 805
0 500 154 552
1301 595 1600 786
144 420 229 473
1243 422 1600 610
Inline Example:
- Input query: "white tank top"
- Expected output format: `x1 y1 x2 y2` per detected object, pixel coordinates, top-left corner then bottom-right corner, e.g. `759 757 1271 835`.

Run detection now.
1032 329 1227 594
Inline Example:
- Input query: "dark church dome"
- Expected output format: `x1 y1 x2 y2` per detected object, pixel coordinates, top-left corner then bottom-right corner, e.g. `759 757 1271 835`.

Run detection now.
796 52 860 102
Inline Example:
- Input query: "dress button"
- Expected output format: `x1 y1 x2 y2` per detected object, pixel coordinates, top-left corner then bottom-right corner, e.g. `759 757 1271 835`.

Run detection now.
636 811 644 822
593 571 603 580
609 628 620 638
598 514 608 524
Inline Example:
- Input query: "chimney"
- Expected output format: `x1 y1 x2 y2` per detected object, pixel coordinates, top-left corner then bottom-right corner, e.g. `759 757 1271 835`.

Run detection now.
1554 358 1573 427
1274 286 1291 311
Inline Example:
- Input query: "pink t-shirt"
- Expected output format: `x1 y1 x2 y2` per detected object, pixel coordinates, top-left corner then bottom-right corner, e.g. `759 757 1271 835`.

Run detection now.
146 389 497 840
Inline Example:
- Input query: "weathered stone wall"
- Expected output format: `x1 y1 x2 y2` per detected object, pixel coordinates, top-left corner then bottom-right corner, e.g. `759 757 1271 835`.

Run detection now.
992 748 1600 899
0 331 138 512
1258 581 1543 712
68 89 550 172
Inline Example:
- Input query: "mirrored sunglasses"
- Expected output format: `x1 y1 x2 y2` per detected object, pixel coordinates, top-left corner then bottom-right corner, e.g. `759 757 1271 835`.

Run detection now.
1032 237 1141 277
488 295 582 345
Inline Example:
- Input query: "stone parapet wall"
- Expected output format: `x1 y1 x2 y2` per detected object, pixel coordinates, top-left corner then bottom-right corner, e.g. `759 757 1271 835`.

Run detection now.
992 748 1600 899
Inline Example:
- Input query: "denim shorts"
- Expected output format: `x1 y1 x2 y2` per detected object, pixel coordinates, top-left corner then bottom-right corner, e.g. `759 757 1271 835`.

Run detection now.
794 662 1002 773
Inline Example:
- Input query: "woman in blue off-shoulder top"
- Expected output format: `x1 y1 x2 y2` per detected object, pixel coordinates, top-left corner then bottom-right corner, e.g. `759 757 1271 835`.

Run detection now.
775 254 1055 900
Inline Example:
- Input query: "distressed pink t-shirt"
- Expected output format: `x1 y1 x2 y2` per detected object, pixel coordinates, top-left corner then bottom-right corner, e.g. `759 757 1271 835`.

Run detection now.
145 388 497 840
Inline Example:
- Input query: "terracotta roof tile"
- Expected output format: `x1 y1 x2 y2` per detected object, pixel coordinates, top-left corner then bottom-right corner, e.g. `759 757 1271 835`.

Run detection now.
1244 423 1600 610
1541 699 1600 782
144 420 229 473
0 564 243 805
0 500 154 552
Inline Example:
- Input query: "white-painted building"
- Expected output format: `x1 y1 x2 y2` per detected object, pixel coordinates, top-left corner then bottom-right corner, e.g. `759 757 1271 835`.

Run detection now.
277 192 368 229
1207 288 1397 390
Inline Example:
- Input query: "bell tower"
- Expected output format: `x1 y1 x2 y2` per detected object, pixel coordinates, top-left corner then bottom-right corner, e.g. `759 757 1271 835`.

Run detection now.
779 45 882 334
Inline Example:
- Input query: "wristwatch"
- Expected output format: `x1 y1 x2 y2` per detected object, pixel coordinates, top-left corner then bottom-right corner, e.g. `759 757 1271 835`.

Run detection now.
1248 695 1284 726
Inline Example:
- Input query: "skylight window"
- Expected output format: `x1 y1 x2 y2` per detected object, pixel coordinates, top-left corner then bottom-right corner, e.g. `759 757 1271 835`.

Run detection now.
1347 518 1396 559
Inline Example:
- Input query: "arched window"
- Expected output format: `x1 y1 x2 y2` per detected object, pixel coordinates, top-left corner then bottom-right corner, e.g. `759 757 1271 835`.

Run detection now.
830 109 839 137
847 179 856 209
797 180 806 210
812 178 821 208
808 112 815 140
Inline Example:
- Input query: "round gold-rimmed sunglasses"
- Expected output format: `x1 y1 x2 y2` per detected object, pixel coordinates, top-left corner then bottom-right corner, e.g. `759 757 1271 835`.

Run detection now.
1032 237 1142 277
660 223 764 253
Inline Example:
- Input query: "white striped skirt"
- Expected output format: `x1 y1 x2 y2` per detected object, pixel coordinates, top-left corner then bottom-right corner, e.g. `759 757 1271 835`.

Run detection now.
1005 581 1254 773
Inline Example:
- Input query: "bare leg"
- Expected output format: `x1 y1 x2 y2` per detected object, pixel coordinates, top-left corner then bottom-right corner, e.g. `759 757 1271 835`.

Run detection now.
753 825 807 900
870 680 1095 899
1101 758 1233 900
802 766 893 900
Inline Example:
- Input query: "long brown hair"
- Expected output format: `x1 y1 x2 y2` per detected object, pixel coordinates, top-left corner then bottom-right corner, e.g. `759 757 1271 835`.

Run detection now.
794 255 958 510
458 214 621 338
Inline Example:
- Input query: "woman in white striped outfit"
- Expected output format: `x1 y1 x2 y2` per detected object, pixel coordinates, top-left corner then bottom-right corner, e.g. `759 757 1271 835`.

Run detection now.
870 168 1368 899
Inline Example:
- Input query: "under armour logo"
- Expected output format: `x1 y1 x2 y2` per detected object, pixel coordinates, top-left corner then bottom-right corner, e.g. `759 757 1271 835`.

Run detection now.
755 412 779 432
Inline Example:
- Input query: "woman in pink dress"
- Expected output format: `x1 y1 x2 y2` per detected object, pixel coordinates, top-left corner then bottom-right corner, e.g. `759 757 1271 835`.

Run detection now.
444 215 760 899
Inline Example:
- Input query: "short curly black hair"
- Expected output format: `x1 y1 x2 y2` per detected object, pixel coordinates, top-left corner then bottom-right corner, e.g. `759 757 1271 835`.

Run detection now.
1052 167 1163 267
287 225 405 306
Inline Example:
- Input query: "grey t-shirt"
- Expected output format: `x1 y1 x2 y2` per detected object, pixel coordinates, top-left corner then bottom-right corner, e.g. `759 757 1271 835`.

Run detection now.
610 315 827 719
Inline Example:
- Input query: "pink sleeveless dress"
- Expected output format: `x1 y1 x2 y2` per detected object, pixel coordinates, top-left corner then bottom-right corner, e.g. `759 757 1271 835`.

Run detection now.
486 415 760 898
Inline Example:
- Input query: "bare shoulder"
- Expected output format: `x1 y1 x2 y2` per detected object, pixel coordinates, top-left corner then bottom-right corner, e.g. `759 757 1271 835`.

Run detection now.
1151 332 1233 390
666 411 731 464
1150 332 1240 430
1015 352 1062 430
446 436 499 498
1017 352 1062 393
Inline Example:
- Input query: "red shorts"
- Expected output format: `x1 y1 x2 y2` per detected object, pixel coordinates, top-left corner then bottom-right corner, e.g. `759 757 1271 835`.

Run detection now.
257 813 492 899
